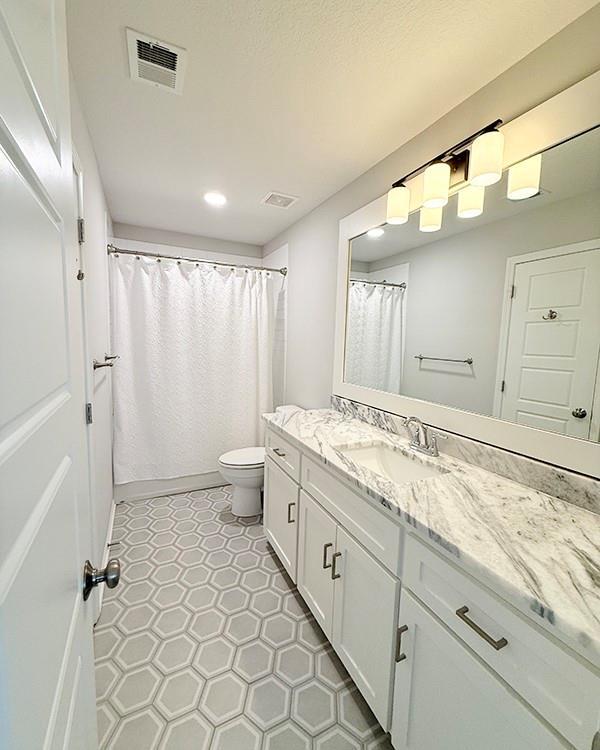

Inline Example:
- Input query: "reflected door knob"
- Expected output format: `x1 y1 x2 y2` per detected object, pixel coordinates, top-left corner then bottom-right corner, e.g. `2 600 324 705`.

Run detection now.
83 558 121 601
572 408 587 419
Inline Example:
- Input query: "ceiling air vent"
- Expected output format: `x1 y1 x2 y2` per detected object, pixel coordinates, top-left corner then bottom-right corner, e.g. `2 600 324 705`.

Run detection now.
126 29 187 94
261 192 299 209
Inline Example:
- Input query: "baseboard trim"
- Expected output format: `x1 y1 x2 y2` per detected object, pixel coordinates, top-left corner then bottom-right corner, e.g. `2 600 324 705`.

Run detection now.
114 470 226 504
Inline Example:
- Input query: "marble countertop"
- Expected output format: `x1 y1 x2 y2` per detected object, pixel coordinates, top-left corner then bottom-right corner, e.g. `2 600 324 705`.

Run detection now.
263 406 600 666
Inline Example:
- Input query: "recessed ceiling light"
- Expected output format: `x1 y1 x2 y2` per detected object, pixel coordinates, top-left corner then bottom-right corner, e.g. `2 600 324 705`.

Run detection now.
204 191 227 207
367 227 385 239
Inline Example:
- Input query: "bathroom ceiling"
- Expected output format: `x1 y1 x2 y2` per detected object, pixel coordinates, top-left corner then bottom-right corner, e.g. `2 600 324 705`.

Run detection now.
66 0 596 246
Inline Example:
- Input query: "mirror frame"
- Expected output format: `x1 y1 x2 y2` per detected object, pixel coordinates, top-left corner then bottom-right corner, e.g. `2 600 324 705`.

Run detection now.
333 71 600 478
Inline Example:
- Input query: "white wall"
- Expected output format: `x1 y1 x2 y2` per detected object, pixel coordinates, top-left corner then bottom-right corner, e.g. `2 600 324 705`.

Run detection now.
262 6 600 409
370 190 600 414
70 79 114 582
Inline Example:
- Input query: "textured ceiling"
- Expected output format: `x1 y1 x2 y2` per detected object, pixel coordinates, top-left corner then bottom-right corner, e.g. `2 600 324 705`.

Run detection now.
66 0 596 245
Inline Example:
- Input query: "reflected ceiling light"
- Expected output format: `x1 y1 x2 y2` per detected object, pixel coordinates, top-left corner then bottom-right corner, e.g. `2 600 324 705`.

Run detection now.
469 130 504 186
457 184 485 218
386 185 410 225
507 154 542 200
422 162 451 208
367 227 385 238
204 191 227 206
419 205 443 233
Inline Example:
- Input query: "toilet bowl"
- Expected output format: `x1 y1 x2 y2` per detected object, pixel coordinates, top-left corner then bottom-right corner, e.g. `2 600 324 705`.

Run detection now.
218 447 265 517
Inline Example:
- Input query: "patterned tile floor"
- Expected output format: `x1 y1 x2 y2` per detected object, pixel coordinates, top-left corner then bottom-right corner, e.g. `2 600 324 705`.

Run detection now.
94 486 393 749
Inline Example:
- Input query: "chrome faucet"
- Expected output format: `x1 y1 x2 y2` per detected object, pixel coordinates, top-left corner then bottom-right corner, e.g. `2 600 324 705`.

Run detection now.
403 416 445 457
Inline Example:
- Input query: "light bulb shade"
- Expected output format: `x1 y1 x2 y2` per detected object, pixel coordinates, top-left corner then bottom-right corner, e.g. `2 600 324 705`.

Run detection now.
422 162 450 208
419 205 443 232
507 154 542 200
457 184 485 218
469 130 504 187
386 186 410 224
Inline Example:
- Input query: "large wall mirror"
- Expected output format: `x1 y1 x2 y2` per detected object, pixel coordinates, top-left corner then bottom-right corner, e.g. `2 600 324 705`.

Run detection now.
345 126 600 442
334 74 600 475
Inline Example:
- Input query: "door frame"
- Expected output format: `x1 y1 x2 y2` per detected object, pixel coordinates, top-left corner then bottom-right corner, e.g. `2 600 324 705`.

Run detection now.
492 238 600 441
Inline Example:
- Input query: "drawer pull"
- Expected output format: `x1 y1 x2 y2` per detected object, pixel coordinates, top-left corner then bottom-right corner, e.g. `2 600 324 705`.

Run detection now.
395 624 409 662
322 542 333 569
456 606 508 651
331 551 342 580
273 447 286 458
287 502 295 524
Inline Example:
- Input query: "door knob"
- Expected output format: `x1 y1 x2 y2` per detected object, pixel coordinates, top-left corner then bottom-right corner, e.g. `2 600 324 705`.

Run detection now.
93 359 113 370
572 408 587 419
83 558 121 601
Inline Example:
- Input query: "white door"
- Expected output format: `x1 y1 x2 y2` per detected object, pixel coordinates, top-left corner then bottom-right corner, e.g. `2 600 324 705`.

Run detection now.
391 591 568 750
0 1 99 748
500 247 600 438
263 458 298 581
297 490 336 638
332 527 400 731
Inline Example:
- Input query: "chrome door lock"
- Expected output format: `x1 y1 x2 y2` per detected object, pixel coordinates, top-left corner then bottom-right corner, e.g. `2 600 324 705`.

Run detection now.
83 558 121 601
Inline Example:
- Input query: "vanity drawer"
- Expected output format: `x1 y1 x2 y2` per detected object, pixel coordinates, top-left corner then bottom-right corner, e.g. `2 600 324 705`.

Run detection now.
265 429 301 482
403 534 600 750
301 455 403 577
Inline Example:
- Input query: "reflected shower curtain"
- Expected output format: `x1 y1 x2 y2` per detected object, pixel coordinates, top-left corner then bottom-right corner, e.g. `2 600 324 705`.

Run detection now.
110 254 273 484
345 282 404 393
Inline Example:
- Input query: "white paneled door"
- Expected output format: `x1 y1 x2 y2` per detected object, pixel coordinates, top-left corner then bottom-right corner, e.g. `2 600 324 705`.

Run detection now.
500 246 600 438
0 1 98 748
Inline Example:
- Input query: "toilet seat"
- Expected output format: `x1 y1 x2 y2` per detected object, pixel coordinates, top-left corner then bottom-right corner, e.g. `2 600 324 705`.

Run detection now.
219 446 265 469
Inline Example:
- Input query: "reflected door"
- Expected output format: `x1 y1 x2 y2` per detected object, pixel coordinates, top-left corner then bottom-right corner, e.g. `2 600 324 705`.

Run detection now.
500 247 600 438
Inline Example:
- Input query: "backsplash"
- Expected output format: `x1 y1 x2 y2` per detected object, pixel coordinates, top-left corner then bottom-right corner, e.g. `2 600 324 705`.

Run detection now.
331 395 600 515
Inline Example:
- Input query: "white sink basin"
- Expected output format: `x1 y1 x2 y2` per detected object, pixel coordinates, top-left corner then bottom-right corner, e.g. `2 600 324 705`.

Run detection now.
338 441 447 485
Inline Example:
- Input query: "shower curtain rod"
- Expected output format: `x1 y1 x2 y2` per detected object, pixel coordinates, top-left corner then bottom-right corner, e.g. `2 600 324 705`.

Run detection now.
107 244 288 276
350 278 406 290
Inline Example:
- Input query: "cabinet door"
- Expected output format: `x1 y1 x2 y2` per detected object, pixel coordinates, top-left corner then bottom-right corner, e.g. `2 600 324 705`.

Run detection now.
263 458 298 582
332 527 400 731
392 591 569 750
297 491 337 638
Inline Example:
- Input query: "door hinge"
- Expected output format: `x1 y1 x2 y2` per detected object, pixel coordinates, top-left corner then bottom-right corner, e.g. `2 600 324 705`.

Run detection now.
510 284 516 299
77 269 85 281
85 402 93 424
501 380 506 392
77 217 85 244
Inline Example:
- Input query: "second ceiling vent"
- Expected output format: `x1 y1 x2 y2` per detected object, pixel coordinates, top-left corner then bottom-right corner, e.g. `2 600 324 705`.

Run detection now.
126 29 187 94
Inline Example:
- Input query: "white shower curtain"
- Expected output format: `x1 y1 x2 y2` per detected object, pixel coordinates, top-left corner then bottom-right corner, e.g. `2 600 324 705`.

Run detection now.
345 281 404 392
110 254 273 484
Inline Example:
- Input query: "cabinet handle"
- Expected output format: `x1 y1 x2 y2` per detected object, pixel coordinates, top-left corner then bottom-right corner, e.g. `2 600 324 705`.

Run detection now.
273 447 286 457
395 624 409 662
331 551 342 580
322 542 333 569
456 606 508 651
287 502 295 524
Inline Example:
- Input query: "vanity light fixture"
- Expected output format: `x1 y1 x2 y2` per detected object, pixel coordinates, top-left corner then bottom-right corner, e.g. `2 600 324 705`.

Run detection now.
423 162 451 208
419 205 443 232
469 129 504 186
367 227 385 238
457 184 485 218
507 153 542 200
204 191 227 206
386 119 502 229
386 185 410 224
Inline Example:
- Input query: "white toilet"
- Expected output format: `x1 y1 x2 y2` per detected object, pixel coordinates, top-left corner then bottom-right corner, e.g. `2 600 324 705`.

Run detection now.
218 447 265 517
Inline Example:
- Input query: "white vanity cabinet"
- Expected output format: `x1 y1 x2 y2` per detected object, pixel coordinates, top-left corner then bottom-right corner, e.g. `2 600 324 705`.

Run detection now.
391 590 569 750
297 489 400 729
263 457 299 582
263 426 600 750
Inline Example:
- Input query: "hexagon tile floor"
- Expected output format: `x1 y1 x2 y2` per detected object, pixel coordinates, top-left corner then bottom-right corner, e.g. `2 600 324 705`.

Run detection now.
94 485 393 750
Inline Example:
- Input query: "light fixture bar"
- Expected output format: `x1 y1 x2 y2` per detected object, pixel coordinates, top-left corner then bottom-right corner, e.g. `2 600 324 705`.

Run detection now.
391 119 502 189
